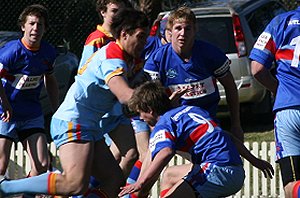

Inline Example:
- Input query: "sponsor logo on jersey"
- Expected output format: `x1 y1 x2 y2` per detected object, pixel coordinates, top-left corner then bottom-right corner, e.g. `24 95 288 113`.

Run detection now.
149 130 167 152
254 32 271 50
166 68 178 79
168 77 215 99
12 74 42 90
288 20 300 26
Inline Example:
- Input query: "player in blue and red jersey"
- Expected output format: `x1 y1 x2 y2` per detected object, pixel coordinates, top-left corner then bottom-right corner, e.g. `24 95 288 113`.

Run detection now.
0 8 149 198
118 81 274 198
250 1 300 197
0 4 59 178
144 6 243 142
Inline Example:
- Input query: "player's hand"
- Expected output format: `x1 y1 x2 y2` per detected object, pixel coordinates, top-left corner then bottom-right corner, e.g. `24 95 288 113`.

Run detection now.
1 101 12 122
118 183 142 197
253 158 274 178
169 87 190 107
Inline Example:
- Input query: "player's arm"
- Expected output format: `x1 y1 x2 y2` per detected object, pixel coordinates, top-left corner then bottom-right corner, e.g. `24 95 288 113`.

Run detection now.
118 147 174 197
226 131 274 178
44 73 59 112
108 75 133 104
0 79 12 122
218 71 244 142
251 60 278 96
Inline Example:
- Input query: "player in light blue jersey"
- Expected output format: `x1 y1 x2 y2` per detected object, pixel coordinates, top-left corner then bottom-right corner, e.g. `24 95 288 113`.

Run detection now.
0 8 149 198
118 81 274 198
250 1 300 197
0 4 59 179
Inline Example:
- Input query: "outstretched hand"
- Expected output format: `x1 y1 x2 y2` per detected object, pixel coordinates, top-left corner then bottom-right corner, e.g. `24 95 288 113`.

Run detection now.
118 183 142 197
253 158 274 178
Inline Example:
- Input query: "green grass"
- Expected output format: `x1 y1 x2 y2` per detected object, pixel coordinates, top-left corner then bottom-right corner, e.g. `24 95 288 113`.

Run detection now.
245 131 274 143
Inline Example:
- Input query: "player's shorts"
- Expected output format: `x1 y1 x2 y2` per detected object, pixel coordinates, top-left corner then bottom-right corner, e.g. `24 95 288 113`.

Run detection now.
277 156 300 186
183 163 245 198
131 117 150 133
0 115 45 142
274 109 300 160
51 118 103 148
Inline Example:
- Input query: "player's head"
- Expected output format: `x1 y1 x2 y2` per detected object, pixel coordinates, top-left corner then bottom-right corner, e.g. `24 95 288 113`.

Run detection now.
128 81 172 120
96 0 132 22
168 6 196 52
18 4 49 30
111 8 149 58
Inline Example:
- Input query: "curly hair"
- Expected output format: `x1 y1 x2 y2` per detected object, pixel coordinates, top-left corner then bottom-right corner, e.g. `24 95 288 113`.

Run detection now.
18 4 49 30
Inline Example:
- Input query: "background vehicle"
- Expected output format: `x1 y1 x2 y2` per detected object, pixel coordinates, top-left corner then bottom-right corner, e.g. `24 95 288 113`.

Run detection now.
161 0 287 115
0 31 79 122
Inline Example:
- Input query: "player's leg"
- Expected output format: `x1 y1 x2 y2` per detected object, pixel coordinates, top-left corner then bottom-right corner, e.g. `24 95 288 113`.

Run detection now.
160 163 192 197
0 120 15 175
274 109 300 198
162 179 196 198
0 138 13 175
90 138 125 197
109 123 138 178
125 119 150 187
18 115 49 176
0 140 94 196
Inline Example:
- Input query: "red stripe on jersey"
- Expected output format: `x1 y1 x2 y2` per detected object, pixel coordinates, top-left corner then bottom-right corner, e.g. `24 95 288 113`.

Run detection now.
165 131 176 141
265 38 276 55
181 123 208 152
275 49 294 61
106 42 125 60
0 69 15 81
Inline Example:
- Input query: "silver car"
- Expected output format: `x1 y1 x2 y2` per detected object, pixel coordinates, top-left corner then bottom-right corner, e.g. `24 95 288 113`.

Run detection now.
161 0 287 114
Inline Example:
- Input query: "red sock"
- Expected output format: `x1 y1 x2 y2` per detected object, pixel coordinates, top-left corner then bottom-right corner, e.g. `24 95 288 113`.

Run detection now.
160 188 171 198
293 181 300 198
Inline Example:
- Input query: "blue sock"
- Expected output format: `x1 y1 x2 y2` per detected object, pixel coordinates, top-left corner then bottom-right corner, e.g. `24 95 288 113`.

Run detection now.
126 160 142 185
0 172 55 196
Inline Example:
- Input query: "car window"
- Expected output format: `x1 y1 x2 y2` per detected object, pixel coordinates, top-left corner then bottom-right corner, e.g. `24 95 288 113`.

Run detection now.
246 2 287 39
196 17 236 54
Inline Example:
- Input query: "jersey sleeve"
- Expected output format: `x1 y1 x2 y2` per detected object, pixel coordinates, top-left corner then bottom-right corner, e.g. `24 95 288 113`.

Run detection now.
101 58 126 84
149 127 176 159
249 17 278 69
143 48 161 80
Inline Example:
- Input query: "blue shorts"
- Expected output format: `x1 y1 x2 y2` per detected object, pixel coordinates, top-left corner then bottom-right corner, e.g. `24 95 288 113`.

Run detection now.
0 115 44 142
274 109 300 160
51 118 103 148
131 117 150 133
184 163 245 198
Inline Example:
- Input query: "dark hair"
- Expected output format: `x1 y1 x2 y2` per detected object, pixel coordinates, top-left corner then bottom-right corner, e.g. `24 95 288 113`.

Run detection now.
128 81 172 115
110 7 149 39
95 0 132 20
18 4 49 30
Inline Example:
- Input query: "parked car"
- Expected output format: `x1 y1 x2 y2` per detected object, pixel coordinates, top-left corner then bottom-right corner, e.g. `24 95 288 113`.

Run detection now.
160 0 287 115
0 31 79 118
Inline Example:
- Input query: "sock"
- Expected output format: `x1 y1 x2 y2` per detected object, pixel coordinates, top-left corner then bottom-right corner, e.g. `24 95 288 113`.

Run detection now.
293 181 300 198
160 188 171 198
126 160 142 185
1 172 57 196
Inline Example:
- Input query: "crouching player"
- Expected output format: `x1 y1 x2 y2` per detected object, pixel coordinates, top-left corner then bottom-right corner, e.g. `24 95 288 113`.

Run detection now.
118 81 274 198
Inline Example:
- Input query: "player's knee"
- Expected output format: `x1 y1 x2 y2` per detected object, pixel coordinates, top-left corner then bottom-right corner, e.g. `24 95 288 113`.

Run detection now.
161 167 177 188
